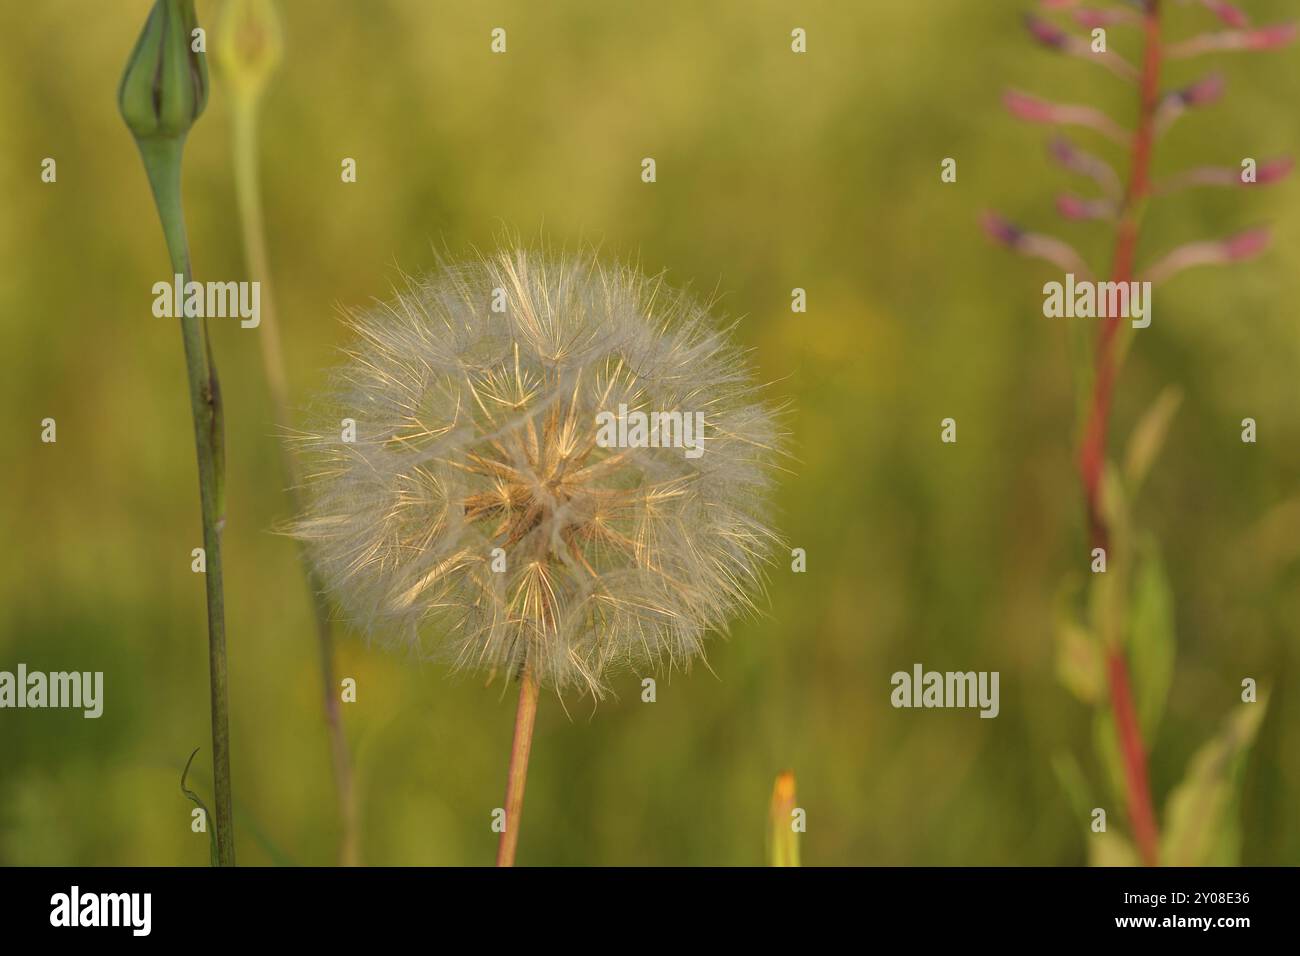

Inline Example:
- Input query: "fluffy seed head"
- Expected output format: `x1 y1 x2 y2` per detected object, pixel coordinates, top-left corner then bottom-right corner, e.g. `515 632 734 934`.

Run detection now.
289 249 784 696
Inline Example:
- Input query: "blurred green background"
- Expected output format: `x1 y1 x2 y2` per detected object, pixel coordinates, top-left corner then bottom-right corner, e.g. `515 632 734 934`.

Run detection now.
2 0 1297 866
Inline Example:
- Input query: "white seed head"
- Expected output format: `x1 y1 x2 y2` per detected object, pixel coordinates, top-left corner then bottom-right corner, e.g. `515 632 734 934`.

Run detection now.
289 248 784 696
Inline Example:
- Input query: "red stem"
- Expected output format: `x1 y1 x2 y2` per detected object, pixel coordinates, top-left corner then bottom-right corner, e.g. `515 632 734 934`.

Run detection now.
1077 0 1163 867
496 667 540 867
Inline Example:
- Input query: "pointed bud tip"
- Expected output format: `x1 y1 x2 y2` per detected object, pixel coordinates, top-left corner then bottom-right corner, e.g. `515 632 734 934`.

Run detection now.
119 0 208 142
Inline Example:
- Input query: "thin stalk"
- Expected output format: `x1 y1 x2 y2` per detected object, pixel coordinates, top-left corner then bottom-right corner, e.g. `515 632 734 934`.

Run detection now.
496 666 540 867
1077 0 1163 867
229 98 359 867
137 137 236 867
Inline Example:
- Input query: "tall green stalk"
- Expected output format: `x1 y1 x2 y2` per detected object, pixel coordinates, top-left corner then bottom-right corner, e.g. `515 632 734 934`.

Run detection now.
120 0 235 866
214 0 358 865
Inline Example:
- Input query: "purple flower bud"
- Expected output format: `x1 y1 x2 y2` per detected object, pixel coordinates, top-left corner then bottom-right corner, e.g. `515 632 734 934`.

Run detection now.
1048 136 1077 165
1047 135 1123 198
981 211 1023 247
982 212 1092 276
1024 14 1069 49
1180 72 1225 107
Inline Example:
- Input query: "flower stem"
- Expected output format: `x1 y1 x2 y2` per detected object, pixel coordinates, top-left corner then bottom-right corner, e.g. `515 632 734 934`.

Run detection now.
1077 0 1163 867
230 96 359 867
496 666 540 867
1106 647 1159 864
137 136 236 867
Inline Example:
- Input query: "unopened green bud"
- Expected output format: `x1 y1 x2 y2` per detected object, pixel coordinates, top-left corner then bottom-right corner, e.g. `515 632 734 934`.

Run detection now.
214 0 283 105
119 0 209 142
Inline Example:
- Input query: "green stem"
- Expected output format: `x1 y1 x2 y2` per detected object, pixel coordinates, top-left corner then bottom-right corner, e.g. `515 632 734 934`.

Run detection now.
137 137 236 867
230 99 359 866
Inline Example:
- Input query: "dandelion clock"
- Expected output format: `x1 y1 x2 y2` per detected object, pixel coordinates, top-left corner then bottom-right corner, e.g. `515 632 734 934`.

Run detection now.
290 248 784 864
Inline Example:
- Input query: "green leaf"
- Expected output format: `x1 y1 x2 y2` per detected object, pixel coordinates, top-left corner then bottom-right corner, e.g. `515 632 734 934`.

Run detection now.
1089 463 1131 649
181 754 298 866
1124 387 1182 497
1054 574 1103 703
1089 830 1140 867
1092 710 1127 810
1068 311 1097 432
1160 697 1268 867
1128 540 1175 739
1051 751 1095 822
181 747 220 867
1100 462 1131 552
1056 616 1104 704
